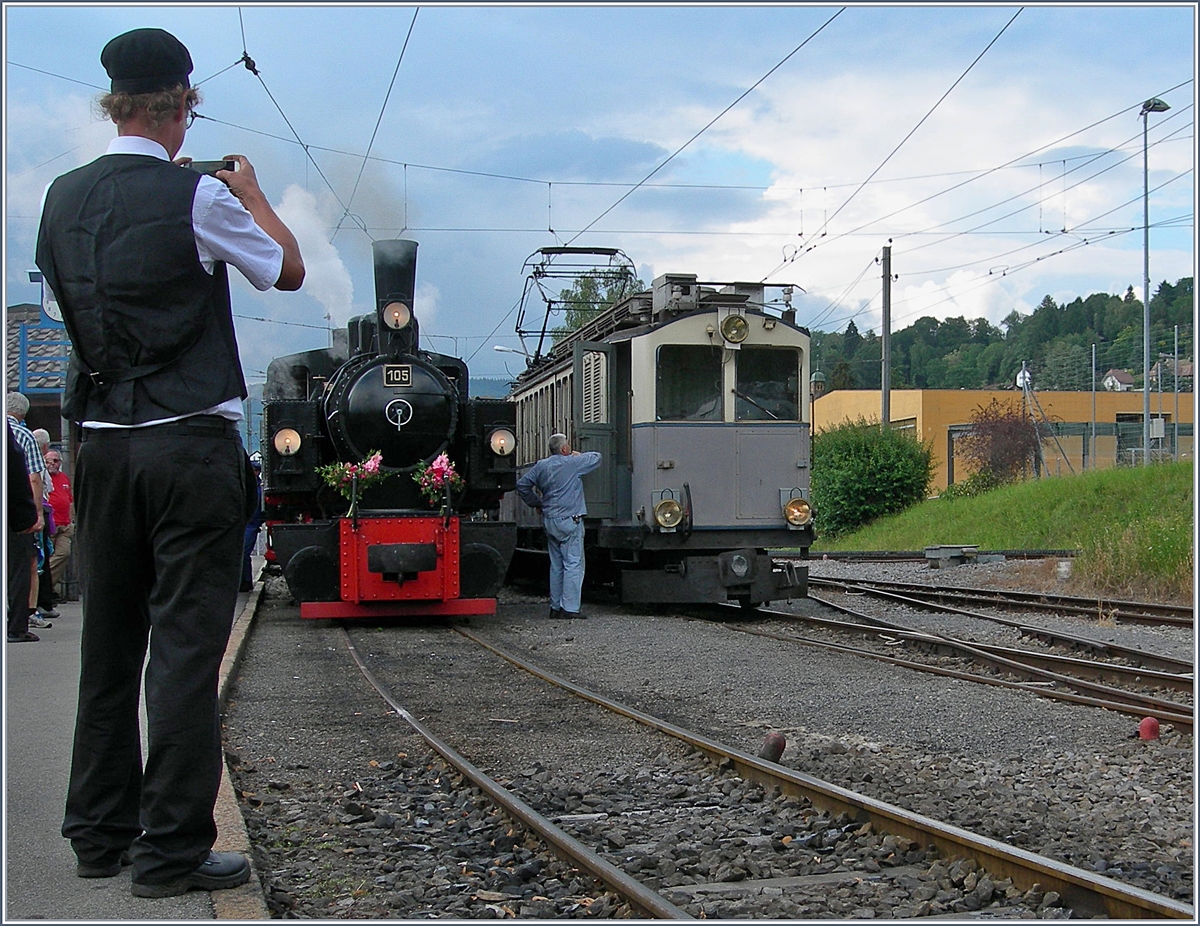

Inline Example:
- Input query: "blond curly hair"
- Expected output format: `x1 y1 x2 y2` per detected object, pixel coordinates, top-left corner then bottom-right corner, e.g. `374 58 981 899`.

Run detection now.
97 85 201 128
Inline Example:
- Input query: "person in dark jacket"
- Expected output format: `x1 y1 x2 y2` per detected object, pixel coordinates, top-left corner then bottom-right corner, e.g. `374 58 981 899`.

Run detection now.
7 422 41 643
36 27 303 899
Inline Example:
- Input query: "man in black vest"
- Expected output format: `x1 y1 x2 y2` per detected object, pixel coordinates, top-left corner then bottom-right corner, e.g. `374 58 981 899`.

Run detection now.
36 27 304 899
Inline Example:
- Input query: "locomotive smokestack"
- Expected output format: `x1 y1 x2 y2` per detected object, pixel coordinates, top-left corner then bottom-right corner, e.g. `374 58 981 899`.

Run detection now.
373 239 419 356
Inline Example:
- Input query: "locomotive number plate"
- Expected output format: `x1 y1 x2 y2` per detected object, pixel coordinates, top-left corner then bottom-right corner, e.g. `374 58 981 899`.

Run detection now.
383 364 412 388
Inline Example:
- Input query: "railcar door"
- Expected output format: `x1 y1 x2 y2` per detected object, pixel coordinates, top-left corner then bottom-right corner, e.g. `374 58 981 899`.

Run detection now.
572 341 616 518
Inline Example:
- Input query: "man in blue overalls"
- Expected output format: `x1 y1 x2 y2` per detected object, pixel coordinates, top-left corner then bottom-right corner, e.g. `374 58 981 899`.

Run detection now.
516 433 601 619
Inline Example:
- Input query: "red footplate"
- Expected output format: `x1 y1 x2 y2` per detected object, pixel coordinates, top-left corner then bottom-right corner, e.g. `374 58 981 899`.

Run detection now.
297 516 497 619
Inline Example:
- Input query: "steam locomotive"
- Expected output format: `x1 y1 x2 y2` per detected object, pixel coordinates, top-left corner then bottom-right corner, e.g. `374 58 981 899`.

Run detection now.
261 239 518 618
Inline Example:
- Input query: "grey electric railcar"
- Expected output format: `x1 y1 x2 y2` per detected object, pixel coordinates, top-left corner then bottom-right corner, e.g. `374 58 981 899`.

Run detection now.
504 271 815 607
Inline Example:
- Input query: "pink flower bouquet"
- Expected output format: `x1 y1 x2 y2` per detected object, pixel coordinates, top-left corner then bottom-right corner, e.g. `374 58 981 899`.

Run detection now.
413 453 465 506
316 450 391 501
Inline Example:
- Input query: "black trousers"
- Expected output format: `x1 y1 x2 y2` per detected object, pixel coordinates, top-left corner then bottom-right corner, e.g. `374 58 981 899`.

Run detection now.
36 517 56 610
61 418 247 884
7 531 33 638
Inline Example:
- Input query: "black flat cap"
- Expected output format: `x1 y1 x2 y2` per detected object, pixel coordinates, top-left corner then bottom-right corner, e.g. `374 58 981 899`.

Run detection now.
101 28 192 95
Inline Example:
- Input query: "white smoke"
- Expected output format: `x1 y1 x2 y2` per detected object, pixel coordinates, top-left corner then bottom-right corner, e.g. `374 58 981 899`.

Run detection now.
275 184 355 326
415 281 439 330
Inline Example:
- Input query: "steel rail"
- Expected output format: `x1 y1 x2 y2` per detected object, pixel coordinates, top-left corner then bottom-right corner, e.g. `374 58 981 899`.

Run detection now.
338 627 692 920
809 578 1193 674
795 549 1078 563
455 626 1194 919
755 601 1191 693
796 595 1192 727
737 610 1193 732
810 576 1194 627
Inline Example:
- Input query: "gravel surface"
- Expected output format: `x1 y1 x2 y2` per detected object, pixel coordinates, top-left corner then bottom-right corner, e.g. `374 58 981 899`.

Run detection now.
224 560 1194 917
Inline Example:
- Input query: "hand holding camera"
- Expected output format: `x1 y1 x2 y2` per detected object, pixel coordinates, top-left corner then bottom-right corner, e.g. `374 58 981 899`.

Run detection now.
183 159 235 176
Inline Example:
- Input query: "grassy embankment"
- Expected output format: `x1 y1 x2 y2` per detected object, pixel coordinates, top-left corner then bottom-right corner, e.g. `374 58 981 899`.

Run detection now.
811 461 1194 604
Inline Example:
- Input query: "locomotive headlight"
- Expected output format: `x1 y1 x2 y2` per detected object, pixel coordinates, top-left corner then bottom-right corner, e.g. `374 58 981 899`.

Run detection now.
273 427 302 456
488 428 516 456
382 301 412 330
783 497 813 527
653 498 683 529
720 314 749 343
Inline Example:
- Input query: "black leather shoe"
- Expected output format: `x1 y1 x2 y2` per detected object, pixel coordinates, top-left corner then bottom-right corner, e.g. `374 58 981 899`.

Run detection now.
562 610 587 619
7 632 39 643
77 851 132 878
548 608 566 619
130 851 251 898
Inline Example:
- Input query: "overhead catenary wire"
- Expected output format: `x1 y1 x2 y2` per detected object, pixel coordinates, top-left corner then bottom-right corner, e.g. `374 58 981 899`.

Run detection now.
804 81 1196 260
333 7 419 243
6 14 1192 363
760 6 1024 284
894 114 1194 254
227 13 366 240
10 57 1189 235
562 7 846 247
809 182 1191 339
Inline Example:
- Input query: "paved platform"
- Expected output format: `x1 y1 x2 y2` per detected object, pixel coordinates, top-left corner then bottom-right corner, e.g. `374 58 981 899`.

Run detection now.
4 565 269 921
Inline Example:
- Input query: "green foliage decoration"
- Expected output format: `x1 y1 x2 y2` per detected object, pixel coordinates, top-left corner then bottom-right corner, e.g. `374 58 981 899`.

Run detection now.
811 417 934 537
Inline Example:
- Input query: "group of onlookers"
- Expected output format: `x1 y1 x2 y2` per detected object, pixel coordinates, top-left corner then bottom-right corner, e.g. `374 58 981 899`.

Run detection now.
7 391 73 643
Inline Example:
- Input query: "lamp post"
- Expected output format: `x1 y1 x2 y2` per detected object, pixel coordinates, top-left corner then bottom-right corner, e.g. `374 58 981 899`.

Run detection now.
1141 96 1170 466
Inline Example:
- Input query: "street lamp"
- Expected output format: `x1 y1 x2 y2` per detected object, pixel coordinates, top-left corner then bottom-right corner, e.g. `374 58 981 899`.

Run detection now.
1141 96 1169 466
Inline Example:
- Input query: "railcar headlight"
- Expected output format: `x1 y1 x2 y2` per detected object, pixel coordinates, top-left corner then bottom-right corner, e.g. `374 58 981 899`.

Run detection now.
653 498 684 529
720 314 749 343
784 497 813 527
488 428 516 456
273 428 302 456
382 301 412 330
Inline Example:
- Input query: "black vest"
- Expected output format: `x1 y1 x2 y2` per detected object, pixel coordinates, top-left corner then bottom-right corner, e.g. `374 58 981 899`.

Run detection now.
36 154 247 425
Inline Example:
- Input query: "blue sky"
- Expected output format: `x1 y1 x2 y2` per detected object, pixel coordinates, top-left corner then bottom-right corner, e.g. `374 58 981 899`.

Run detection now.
4 3 1195 384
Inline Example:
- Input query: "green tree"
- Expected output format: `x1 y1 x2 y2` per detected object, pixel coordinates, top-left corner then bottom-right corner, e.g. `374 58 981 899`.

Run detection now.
552 269 644 342
842 320 862 359
829 360 856 391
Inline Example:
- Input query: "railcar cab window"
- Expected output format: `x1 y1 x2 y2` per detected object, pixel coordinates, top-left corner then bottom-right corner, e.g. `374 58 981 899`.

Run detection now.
735 347 800 421
656 344 722 421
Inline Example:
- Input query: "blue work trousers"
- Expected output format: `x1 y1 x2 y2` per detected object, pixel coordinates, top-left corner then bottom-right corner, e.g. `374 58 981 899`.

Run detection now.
544 515 585 614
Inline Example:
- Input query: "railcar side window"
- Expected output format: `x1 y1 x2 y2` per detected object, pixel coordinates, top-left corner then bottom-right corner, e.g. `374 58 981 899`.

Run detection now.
735 347 799 421
656 345 722 421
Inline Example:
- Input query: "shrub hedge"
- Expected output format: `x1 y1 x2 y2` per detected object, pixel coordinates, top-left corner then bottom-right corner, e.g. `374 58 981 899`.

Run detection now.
811 417 934 538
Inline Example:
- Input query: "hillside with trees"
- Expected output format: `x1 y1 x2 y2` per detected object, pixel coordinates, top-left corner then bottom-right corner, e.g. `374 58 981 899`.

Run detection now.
811 277 1193 393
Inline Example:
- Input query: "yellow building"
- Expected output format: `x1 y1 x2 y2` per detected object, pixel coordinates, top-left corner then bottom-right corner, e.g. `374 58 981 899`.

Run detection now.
812 389 1195 494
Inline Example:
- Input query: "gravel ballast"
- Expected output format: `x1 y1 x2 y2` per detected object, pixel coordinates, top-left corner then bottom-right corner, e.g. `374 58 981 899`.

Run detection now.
223 560 1194 917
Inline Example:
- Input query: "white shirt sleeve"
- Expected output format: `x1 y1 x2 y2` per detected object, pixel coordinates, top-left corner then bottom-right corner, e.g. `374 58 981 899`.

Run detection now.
192 175 285 292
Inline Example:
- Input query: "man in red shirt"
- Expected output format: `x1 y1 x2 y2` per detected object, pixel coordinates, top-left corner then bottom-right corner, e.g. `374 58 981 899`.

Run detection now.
44 449 74 603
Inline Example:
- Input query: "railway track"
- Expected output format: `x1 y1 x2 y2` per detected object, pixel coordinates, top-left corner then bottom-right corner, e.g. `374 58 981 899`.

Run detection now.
800 550 1078 564
809 576 1194 628
736 597 1192 733
331 620 1192 919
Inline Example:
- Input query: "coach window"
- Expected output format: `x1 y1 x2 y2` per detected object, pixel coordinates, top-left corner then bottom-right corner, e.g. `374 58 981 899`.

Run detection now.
734 347 799 421
656 344 722 421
